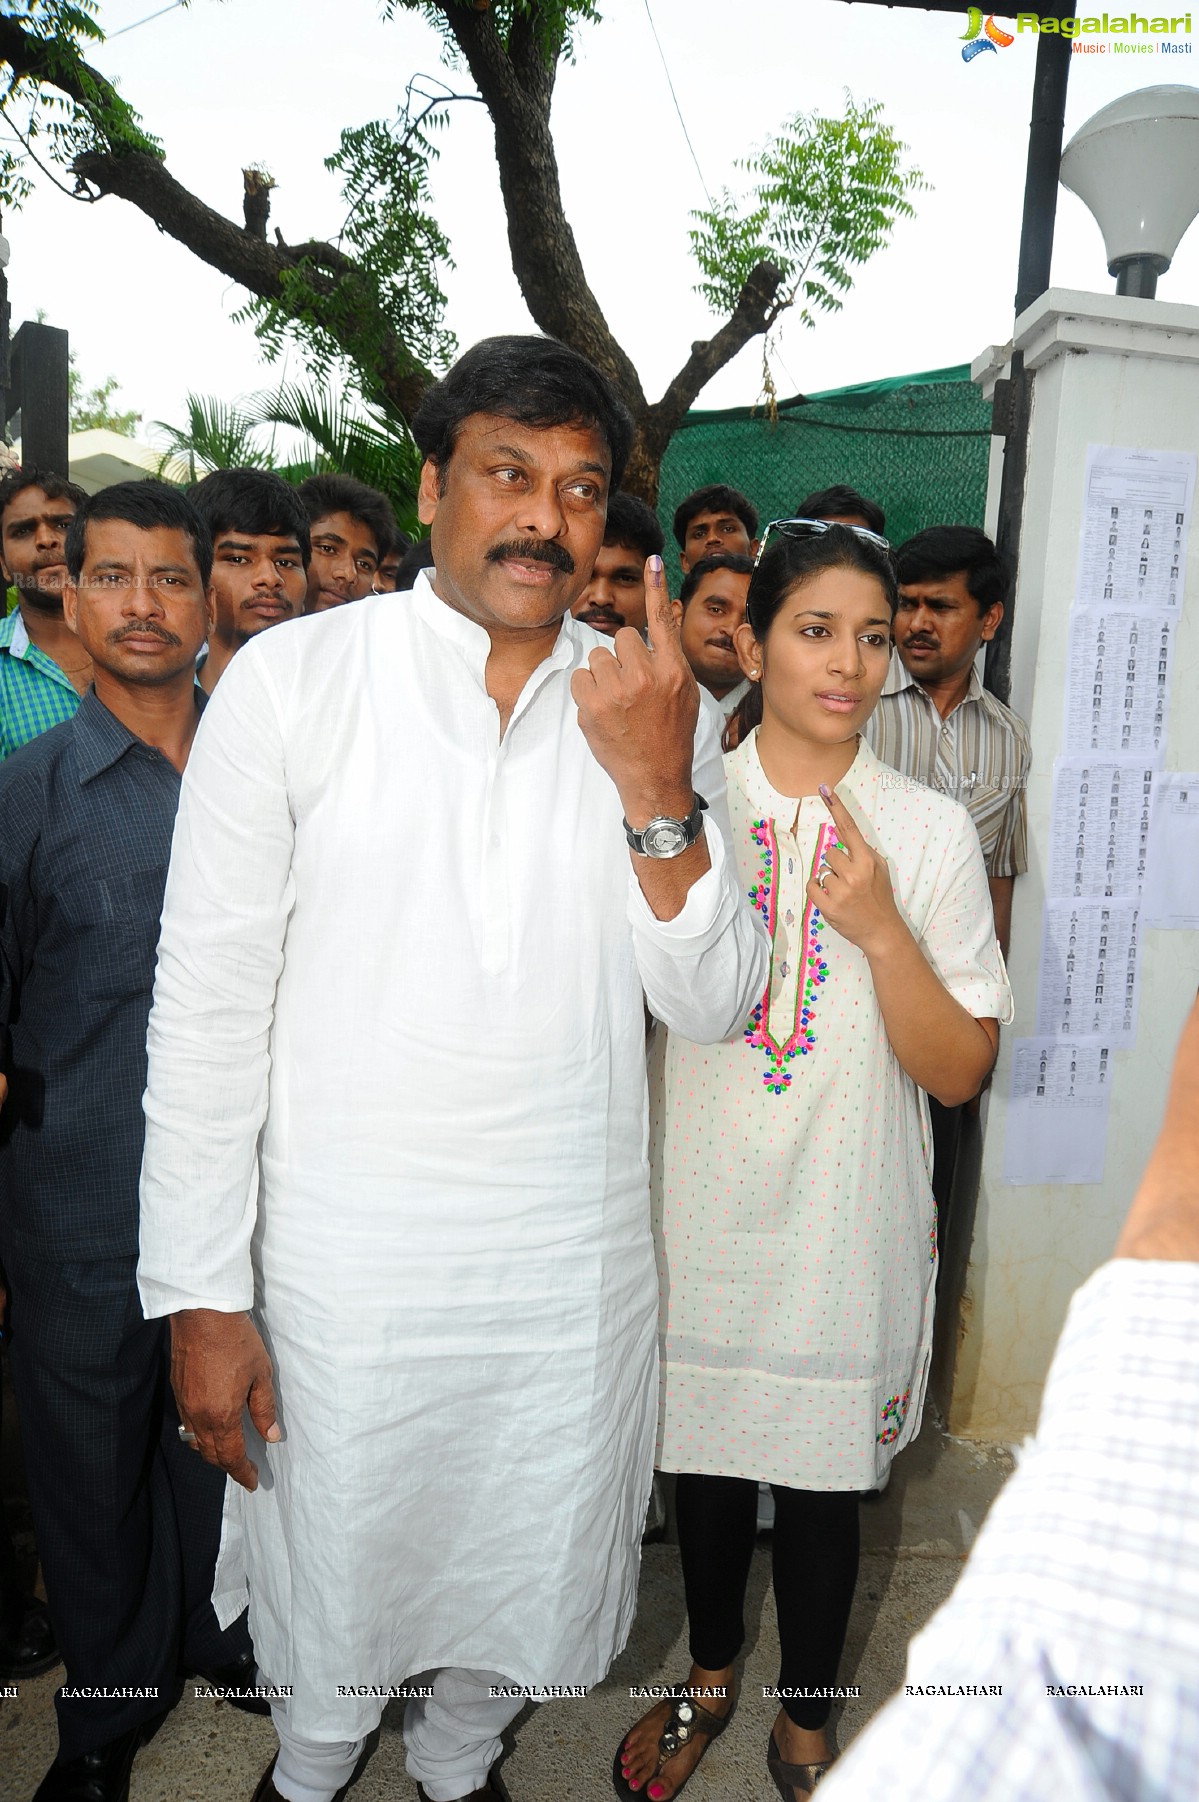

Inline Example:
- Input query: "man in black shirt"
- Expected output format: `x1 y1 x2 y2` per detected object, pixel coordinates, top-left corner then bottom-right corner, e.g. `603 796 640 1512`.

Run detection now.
0 483 261 1802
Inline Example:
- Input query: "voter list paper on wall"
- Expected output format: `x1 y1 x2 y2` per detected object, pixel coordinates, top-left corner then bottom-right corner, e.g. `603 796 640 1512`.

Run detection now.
1035 898 1141 1045
1062 609 1173 758
1142 773 1199 931
1074 445 1195 611
1048 758 1156 899
1004 1040 1113 1187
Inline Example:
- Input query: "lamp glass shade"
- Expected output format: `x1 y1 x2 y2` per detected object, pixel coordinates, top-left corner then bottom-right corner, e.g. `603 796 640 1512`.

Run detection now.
1059 85 1199 274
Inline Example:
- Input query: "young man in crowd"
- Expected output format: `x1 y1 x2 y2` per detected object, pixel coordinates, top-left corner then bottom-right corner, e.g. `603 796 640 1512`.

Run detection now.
794 483 886 537
674 551 753 717
136 334 765 1802
0 467 89 759
0 484 264 1802
570 490 664 637
394 536 435 591
672 482 759 573
297 473 396 613
189 469 311 693
0 465 90 1688
374 529 413 592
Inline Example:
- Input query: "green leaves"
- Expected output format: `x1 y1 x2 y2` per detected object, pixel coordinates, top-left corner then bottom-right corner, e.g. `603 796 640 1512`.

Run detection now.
237 85 459 400
68 359 141 436
689 94 925 329
0 0 162 211
154 383 423 536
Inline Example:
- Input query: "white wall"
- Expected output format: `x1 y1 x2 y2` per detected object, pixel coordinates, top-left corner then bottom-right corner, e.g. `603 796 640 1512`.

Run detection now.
952 291 1199 1440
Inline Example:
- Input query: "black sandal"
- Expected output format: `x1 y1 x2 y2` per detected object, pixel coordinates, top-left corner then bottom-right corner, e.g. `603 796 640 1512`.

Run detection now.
612 1682 735 1799
767 1727 836 1797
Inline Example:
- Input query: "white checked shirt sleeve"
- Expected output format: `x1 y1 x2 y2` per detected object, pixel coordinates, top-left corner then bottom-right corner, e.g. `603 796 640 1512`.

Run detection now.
822 1259 1199 1801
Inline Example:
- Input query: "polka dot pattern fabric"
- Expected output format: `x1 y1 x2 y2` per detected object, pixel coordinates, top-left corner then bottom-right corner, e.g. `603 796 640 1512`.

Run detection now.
651 732 1013 1491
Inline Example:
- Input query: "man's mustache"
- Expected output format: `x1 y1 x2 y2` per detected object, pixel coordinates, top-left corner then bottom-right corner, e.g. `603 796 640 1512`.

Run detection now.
486 539 575 575
109 622 182 646
904 637 937 650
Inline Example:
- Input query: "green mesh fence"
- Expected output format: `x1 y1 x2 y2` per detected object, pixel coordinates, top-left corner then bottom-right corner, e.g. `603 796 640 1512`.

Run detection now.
658 364 991 587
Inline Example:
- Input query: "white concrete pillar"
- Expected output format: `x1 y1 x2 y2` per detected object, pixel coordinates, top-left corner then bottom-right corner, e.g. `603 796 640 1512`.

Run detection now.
954 289 1199 1439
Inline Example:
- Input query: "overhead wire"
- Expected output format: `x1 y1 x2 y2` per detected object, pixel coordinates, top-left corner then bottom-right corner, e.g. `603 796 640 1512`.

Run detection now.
640 0 713 208
109 2 187 40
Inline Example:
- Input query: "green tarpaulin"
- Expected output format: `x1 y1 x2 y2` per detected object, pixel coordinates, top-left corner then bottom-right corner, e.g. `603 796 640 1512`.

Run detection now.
659 364 992 581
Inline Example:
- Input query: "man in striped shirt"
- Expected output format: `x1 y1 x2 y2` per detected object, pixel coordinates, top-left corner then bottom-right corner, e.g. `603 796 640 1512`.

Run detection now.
862 526 1030 956
0 467 89 760
863 527 1029 1253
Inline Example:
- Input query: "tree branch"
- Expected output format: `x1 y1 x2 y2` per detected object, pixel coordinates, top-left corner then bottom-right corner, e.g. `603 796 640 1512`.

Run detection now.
434 0 647 412
0 13 434 420
621 261 786 502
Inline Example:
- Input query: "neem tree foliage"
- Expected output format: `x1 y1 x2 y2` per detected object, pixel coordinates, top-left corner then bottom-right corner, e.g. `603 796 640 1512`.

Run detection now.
0 0 924 498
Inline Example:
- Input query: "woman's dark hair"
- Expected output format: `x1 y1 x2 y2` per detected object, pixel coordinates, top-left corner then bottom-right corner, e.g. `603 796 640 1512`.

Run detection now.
723 526 897 751
64 480 214 588
411 334 634 493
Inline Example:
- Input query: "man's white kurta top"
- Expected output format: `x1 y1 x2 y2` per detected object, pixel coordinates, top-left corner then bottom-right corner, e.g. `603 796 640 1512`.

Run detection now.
137 571 767 1743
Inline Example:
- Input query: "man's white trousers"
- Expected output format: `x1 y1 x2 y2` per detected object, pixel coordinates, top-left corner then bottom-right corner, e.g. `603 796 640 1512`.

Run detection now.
271 1667 523 1802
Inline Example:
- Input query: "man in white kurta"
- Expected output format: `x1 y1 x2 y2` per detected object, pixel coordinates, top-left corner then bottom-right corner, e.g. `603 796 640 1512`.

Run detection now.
137 335 766 1802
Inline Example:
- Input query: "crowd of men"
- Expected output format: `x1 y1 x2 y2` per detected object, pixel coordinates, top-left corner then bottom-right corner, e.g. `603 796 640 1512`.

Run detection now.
0 336 1035 1802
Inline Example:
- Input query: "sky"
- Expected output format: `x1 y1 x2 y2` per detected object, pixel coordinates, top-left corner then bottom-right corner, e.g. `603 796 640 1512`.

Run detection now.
7 0 1199 448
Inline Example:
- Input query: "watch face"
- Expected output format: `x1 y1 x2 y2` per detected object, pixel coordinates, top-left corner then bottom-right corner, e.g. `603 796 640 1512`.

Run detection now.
642 818 689 859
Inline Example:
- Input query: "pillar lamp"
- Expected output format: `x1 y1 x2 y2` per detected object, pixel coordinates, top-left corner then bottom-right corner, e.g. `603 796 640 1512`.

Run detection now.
1059 84 1199 299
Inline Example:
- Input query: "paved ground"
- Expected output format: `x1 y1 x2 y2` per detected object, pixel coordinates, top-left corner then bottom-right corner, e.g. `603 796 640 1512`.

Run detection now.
0 1412 1013 1802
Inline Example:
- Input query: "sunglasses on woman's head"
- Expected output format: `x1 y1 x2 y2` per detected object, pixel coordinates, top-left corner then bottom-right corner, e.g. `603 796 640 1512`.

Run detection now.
753 517 892 569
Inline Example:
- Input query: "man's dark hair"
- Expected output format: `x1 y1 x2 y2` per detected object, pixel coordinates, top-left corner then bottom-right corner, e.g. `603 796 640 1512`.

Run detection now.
895 525 1009 613
296 474 397 563
795 484 886 538
189 468 312 568
411 334 634 493
672 484 758 551
64 480 213 588
604 491 664 559
0 464 88 527
394 537 435 591
678 551 754 609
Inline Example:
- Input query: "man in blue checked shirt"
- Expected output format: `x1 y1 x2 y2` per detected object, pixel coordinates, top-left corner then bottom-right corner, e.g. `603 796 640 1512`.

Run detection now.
0 482 266 1802
0 466 90 759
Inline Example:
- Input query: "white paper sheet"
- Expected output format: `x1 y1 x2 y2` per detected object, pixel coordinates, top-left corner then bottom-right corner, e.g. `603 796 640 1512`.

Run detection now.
1075 444 1195 611
1142 772 1199 930
1062 609 1173 758
1048 758 1157 899
1003 1040 1113 1186
1035 899 1141 1044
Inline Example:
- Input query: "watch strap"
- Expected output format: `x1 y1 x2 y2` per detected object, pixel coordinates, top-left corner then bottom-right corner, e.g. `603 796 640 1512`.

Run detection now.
623 793 709 856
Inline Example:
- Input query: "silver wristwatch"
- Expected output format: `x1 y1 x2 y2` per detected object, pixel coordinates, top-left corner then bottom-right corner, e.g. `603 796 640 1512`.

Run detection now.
623 793 708 859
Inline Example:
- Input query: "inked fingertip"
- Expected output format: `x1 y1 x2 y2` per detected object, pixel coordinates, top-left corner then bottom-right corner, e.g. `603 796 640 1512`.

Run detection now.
818 783 833 802
647 553 664 577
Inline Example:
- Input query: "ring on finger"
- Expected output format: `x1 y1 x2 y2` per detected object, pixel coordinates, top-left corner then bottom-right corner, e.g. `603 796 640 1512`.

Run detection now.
178 1426 199 1447
816 867 830 891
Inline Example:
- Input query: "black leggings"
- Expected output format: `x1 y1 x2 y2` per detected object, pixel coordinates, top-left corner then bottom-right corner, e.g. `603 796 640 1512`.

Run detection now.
674 1473 859 1731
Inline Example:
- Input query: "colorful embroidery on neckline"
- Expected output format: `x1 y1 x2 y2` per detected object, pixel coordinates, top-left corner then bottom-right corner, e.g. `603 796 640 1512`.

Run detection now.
877 1387 912 1446
743 816 835 1094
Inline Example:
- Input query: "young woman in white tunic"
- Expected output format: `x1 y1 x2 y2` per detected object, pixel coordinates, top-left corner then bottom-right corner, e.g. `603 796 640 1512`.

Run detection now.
616 523 1012 1802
